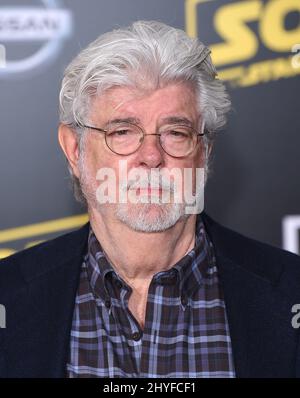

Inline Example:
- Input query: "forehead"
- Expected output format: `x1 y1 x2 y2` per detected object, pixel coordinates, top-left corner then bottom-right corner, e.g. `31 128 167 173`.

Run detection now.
89 82 199 123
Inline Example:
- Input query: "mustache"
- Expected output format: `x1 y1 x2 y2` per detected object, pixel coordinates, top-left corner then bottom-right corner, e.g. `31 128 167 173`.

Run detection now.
120 172 176 192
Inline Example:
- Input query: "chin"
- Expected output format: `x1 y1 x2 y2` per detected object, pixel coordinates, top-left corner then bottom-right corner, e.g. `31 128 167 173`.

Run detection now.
115 203 188 233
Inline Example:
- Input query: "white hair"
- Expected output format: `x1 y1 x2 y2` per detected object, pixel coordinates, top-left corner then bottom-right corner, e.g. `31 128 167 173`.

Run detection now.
59 20 231 204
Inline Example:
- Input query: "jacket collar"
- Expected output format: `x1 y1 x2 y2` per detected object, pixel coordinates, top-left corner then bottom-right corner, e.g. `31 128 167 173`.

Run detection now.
202 212 300 378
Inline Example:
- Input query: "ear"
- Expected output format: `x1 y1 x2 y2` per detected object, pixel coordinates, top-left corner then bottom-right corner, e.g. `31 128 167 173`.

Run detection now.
58 124 81 178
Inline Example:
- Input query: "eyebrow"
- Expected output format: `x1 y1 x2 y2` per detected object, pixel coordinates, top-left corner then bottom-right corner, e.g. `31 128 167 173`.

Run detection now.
107 117 141 126
107 116 193 126
160 116 194 126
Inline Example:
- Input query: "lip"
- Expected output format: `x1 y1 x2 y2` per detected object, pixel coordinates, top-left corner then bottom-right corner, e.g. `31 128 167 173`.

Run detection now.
136 187 163 195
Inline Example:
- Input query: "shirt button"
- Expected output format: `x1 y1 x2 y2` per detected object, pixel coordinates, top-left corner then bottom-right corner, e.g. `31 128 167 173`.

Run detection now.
131 332 142 341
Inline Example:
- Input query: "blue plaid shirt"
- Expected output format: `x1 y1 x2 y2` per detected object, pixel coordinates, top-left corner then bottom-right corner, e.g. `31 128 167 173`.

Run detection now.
67 216 235 377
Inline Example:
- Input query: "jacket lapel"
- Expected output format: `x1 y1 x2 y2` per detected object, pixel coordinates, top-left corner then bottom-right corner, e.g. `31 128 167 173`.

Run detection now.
3 223 90 377
202 212 300 377
218 256 299 377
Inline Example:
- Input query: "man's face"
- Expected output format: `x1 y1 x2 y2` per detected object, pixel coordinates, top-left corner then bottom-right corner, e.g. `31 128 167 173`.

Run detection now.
78 82 206 232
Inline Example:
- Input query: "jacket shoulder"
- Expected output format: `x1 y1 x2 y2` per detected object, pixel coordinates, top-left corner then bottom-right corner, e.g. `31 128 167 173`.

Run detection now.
202 212 300 285
0 222 89 292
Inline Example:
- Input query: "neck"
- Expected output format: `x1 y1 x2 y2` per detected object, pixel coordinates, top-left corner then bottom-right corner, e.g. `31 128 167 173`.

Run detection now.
88 207 196 284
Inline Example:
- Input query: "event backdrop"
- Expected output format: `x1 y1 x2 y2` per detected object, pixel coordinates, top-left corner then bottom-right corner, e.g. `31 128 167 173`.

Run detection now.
0 0 300 259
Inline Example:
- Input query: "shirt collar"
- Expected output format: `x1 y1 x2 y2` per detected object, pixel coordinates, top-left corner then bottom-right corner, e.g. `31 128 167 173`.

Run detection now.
85 231 115 302
85 214 216 302
174 216 216 299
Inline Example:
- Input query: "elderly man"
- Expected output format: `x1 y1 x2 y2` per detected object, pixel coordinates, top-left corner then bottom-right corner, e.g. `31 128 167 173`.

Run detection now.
1 21 300 378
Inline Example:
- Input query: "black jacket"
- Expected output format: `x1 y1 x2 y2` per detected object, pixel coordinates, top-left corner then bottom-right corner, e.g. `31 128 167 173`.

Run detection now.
1 212 300 378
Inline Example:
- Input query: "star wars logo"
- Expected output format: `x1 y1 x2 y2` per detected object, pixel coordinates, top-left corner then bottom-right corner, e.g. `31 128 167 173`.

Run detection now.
185 0 300 87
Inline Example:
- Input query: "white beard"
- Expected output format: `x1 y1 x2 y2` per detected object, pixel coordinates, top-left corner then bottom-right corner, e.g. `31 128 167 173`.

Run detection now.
115 200 189 232
78 156 203 233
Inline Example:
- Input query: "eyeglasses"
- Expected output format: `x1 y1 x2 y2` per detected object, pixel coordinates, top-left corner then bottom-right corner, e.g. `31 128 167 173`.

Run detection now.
75 121 209 158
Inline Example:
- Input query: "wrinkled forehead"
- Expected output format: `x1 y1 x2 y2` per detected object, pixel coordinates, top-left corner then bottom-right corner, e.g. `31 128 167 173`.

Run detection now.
88 82 200 125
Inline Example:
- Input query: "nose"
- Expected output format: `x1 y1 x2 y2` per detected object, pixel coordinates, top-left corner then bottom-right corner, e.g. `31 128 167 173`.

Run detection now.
136 133 165 168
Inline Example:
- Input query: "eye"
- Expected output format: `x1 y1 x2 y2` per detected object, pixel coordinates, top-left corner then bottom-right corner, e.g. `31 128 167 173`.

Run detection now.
166 129 191 140
109 129 130 136
170 130 188 137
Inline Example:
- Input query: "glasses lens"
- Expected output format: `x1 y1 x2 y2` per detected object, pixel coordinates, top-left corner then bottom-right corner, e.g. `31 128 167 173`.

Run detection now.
106 123 143 155
160 125 197 157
